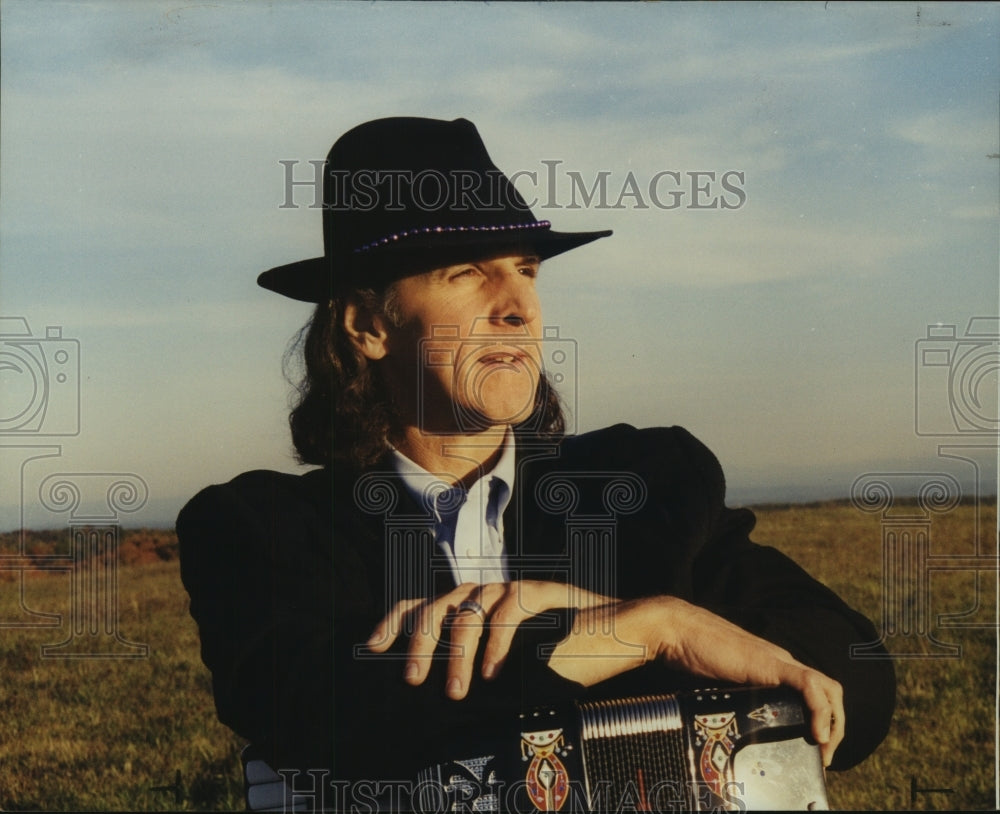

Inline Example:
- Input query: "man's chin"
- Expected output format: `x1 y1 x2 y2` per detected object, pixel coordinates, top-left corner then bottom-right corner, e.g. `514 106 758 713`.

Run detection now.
468 403 537 431
411 389 539 435
434 408 531 436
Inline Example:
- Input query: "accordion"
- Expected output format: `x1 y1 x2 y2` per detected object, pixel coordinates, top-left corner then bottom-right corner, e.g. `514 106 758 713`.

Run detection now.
416 686 829 812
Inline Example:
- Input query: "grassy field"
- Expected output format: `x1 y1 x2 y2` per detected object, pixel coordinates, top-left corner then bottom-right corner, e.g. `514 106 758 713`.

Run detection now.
752 500 997 811
0 501 995 811
0 544 245 811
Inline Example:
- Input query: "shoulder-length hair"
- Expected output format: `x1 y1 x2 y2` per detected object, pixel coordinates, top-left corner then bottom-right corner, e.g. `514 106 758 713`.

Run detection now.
286 292 567 470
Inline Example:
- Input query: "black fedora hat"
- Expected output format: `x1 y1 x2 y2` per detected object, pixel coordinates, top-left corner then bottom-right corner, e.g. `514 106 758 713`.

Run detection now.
257 117 612 303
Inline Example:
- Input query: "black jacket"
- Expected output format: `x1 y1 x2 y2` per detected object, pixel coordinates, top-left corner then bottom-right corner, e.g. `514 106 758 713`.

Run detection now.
177 424 894 782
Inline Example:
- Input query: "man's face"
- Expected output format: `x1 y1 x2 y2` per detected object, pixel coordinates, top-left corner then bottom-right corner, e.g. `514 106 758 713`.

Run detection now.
380 253 544 435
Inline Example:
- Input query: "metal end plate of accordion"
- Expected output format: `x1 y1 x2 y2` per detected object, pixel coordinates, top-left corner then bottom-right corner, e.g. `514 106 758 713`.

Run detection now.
575 686 829 811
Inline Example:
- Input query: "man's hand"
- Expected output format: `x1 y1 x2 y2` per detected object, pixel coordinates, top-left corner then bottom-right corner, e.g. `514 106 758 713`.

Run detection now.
366 580 616 699
549 596 845 767
368 586 844 767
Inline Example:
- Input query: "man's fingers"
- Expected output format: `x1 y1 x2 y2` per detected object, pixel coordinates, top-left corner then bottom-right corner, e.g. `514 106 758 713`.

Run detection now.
481 588 524 680
404 602 447 685
824 680 845 767
401 586 492 692
821 710 844 768
797 670 844 767
366 598 424 653
445 607 486 699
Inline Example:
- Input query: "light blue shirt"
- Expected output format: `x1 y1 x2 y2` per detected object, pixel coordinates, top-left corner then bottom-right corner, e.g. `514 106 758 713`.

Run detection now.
390 431 516 586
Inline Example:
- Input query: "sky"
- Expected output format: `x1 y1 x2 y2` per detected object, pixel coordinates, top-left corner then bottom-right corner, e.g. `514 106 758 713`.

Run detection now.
0 0 997 529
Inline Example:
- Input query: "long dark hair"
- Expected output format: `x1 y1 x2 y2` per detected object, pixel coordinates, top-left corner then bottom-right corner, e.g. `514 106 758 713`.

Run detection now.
286 292 567 470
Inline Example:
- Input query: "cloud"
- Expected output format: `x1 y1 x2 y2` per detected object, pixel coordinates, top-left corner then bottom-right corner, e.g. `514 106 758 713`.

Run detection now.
888 109 1000 173
1 0 995 514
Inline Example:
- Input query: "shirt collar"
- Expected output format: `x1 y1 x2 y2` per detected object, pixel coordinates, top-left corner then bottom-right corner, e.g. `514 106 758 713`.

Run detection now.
390 428 516 518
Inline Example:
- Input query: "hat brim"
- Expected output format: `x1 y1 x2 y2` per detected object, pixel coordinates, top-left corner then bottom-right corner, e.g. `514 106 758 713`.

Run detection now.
257 228 612 303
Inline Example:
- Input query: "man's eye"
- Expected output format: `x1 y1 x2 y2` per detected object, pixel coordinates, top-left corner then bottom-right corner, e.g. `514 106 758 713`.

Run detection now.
519 266 539 278
451 268 477 279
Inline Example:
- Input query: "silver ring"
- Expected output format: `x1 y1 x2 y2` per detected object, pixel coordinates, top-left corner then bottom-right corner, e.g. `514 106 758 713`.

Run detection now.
455 599 487 622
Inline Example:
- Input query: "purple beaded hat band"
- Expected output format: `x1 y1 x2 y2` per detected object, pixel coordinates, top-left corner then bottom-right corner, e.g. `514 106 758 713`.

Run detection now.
352 220 553 255
257 117 612 303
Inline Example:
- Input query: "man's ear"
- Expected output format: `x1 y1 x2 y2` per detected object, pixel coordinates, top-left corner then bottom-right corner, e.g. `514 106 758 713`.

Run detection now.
343 297 391 360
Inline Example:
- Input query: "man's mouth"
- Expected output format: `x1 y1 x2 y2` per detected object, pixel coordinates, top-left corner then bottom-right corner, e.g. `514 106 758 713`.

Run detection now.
480 353 520 364
477 348 529 365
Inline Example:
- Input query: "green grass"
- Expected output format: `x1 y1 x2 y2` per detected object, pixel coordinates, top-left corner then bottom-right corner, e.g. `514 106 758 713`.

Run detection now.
753 500 996 811
0 503 995 810
0 558 244 811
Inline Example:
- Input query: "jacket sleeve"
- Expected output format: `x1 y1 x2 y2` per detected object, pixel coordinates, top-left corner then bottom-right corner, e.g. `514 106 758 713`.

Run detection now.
670 426 896 771
177 471 342 774
565 424 894 770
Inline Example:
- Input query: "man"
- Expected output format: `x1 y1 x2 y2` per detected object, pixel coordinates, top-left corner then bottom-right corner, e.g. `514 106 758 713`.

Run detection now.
178 117 894 810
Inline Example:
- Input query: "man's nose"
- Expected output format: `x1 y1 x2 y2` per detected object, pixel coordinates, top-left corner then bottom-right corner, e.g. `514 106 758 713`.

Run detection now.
490 274 540 328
